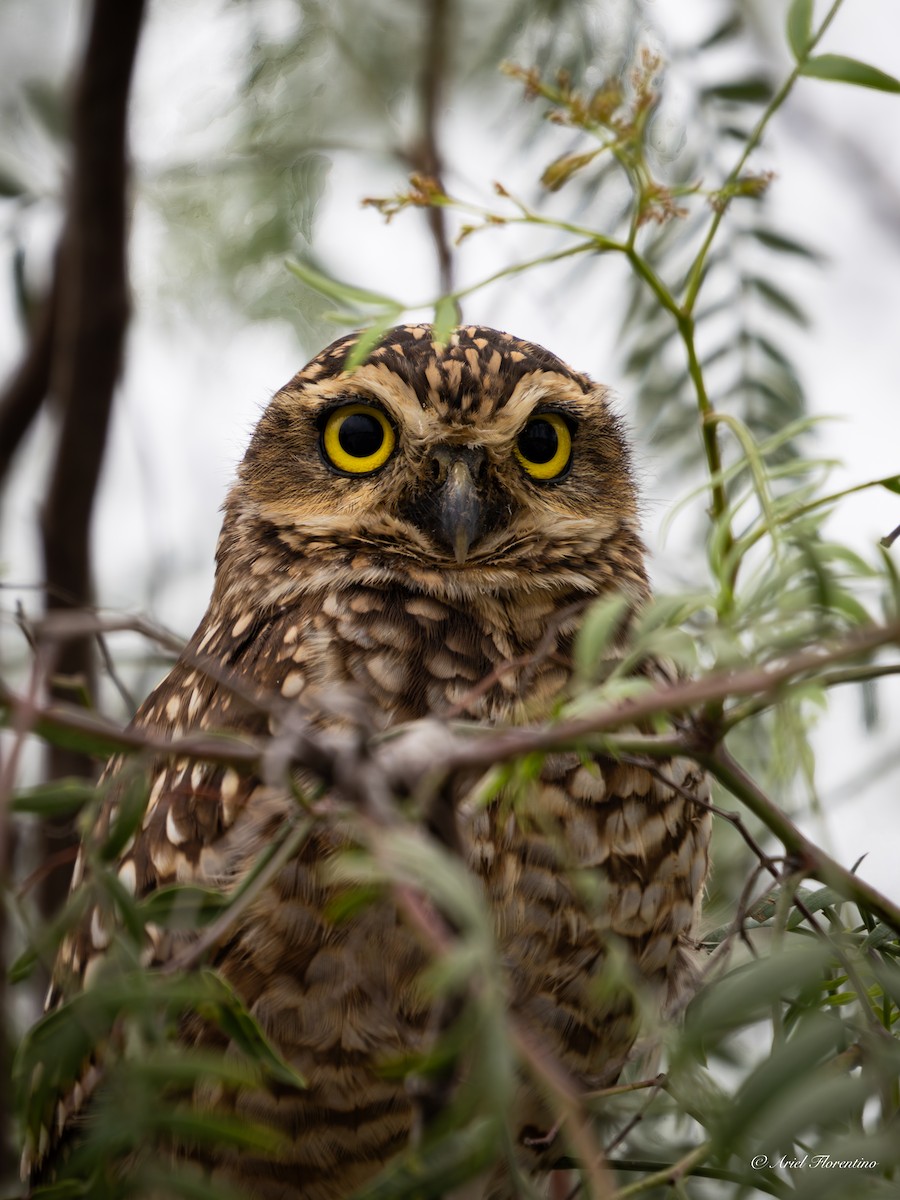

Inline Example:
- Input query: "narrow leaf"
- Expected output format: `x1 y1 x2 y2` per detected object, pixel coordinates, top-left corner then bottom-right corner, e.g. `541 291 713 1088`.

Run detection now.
432 295 459 344
357 1117 500 1200
344 308 405 369
286 259 401 309
195 970 307 1090
786 0 814 60
140 883 230 929
30 1181 96 1198
749 226 823 260
12 779 96 817
800 54 900 93
99 773 149 862
0 164 27 198
747 276 810 325
703 78 773 104
574 594 630 683
699 15 742 50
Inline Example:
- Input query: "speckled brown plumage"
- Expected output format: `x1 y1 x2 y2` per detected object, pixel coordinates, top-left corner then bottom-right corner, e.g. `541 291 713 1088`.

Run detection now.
27 324 710 1197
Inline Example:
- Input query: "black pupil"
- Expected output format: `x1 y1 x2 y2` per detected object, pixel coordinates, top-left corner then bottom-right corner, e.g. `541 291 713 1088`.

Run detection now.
339 412 384 458
518 418 558 464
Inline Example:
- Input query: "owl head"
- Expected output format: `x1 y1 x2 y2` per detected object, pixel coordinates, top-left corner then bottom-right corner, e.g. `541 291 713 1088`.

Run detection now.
218 324 647 605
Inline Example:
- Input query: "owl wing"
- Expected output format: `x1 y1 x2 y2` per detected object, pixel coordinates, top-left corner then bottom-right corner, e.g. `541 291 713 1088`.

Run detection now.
24 600 323 1180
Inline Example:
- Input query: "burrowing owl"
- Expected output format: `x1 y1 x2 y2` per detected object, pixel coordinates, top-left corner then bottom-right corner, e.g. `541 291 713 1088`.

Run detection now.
25 324 710 1197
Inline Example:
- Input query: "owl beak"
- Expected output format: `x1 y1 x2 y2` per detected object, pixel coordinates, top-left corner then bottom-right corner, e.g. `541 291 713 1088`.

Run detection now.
438 457 482 565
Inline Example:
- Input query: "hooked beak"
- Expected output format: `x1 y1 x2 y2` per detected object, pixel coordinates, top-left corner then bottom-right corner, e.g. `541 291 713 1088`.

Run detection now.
437 457 482 565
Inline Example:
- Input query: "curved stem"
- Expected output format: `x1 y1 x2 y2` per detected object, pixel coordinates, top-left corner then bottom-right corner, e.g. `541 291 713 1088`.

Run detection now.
682 0 846 314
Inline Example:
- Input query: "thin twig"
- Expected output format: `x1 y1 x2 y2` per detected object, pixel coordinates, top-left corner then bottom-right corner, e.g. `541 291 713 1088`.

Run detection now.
702 747 900 935
439 620 900 773
411 0 455 297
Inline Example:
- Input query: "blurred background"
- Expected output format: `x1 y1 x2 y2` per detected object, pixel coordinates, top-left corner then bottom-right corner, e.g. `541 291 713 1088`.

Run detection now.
1 0 898 908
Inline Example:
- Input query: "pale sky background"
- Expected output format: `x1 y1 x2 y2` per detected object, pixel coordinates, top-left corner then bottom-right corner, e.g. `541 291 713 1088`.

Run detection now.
2 0 899 894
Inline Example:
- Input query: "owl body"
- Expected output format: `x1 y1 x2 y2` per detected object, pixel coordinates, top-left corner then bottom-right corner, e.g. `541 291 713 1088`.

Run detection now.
29 325 710 1198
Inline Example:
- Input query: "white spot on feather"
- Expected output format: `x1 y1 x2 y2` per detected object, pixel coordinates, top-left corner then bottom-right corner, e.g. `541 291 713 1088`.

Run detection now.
166 808 188 846
281 670 305 698
367 652 407 693
231 612 253 638
117 859 136 894
90 908 109 950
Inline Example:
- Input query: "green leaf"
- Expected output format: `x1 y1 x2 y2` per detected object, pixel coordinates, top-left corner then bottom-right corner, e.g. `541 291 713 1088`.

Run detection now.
194 970 307 1090
98 772 149 862
8 946 38 984
134 1165 245 1200
541 148 601 191
786 0 814 60
139 883 230 929
94 865 146 945
344 308 405 369
800 54 900 93
285 259 401 310
703 77 773 104
23 81 68 140
749 226 823 261
30 1180 98 1198
432 294 459 345
861 922 897 952
355 1117 500 1200
683 942 832 1049
733 1040 870 1150
12 778 96 817
747 276 810 326
152 1106 283 1153
880 476 900 495
699 14 742 50
129 1048 264 1091
0 163 27 198
573 594 630 683
786 885 845 928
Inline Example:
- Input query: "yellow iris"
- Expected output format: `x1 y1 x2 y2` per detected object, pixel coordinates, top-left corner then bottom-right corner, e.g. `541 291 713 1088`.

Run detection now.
515 413 572 481
322 404 395 474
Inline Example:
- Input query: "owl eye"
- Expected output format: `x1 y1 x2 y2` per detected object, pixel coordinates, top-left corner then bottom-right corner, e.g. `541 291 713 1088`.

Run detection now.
515 413 572 481
322 404 396 475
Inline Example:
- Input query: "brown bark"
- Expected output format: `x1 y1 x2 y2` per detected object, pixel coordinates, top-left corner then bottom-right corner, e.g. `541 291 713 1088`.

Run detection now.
415 0 455 296
38 0 147 916
0 258 59 489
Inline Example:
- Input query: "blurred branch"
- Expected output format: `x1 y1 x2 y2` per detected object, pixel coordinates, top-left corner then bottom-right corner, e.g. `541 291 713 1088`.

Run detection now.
409 0 455 296
603 1154 781 1196
609 1142 712 1198
0 255 59 489
37 0 147 915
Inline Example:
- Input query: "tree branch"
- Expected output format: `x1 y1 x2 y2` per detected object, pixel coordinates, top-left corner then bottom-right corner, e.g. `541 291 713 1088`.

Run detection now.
409 0 455 296
438 620 900 774
38 0 147 915
0 254 60 489
5 618 900 937
701 747 900 935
